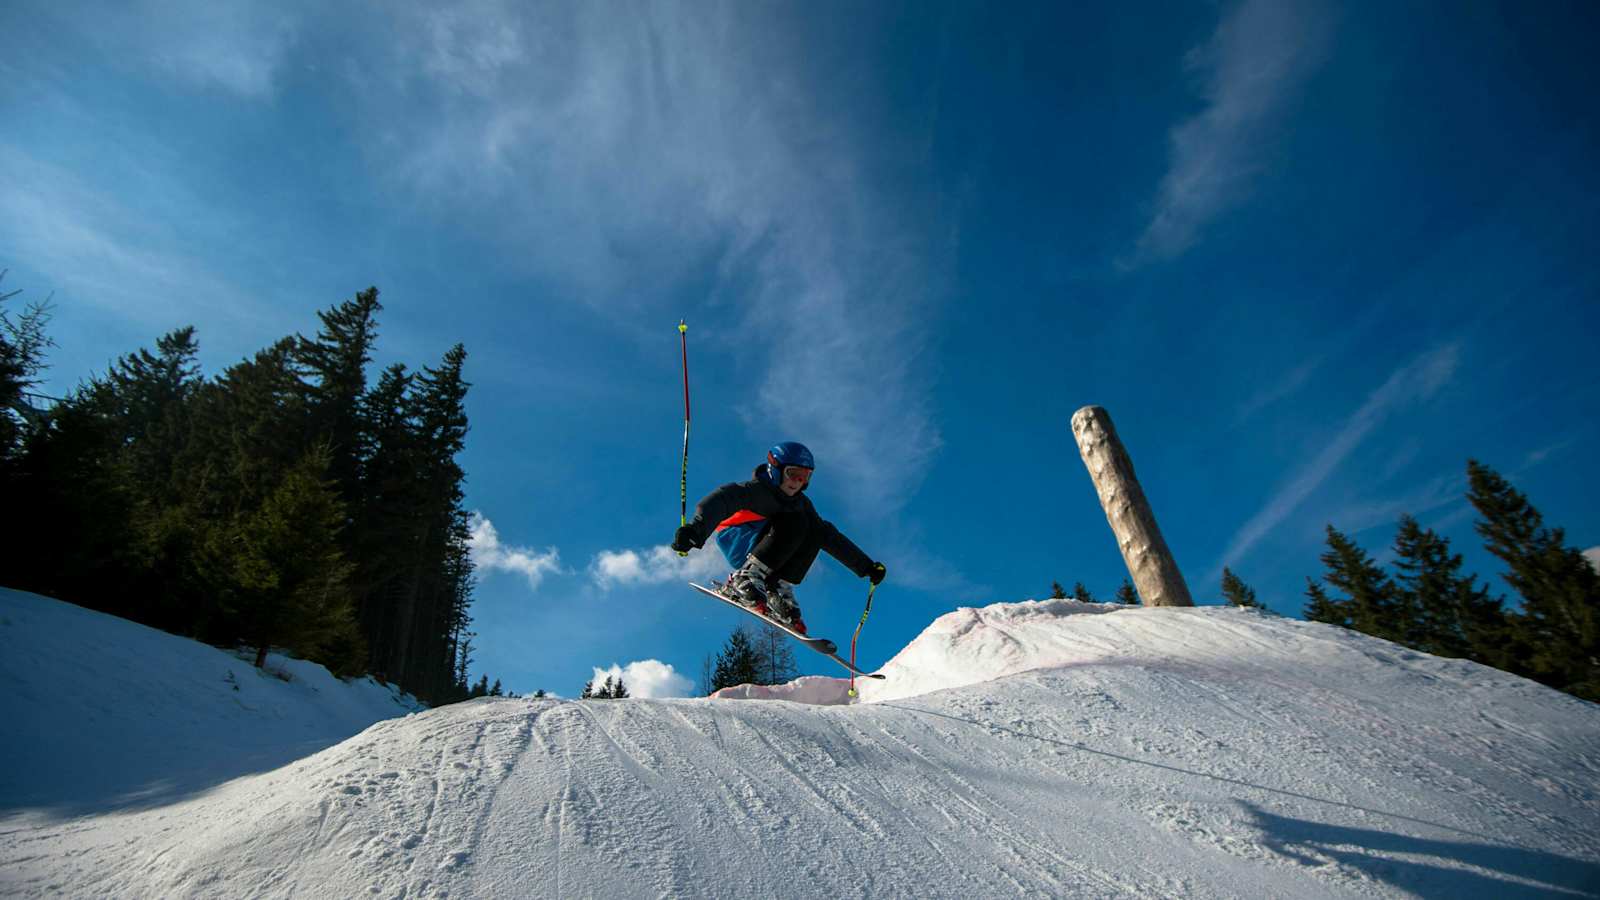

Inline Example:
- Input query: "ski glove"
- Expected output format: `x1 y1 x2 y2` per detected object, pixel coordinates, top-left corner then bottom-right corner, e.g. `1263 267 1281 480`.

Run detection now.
868 562 887 585
671 525 702 553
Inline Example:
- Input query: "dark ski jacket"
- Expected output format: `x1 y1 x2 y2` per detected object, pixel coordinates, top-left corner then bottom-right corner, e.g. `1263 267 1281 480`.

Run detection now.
686 467 875 577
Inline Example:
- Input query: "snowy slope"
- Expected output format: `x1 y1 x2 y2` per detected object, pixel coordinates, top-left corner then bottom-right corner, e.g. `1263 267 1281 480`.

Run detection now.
0 588 422 816
4 594 1600 898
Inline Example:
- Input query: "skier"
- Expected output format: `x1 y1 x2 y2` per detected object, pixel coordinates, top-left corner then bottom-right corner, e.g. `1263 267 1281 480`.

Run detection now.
671 441 886 635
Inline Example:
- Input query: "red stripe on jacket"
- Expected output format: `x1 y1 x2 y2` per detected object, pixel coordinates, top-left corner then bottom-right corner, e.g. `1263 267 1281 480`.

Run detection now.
716 510 766 531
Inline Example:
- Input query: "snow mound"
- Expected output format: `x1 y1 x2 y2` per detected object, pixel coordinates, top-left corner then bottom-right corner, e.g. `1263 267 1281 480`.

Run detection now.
853 597 1537 705
857 598 1122 702
0 588 422 816
6 593 1600 897
711 674 854 704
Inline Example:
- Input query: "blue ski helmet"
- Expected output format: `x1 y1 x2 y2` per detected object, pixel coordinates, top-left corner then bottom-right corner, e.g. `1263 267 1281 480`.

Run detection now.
765 441 815 485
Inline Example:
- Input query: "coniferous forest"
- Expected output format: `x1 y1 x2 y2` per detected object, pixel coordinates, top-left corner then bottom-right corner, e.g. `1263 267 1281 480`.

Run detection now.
1 283 479 705
1301 460 1598 703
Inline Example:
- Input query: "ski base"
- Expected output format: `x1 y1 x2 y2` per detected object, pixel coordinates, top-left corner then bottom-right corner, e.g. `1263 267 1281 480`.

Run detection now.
689 583 885 680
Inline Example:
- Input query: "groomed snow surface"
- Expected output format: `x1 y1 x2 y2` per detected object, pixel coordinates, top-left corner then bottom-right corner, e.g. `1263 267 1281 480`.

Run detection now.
3 588 1598 898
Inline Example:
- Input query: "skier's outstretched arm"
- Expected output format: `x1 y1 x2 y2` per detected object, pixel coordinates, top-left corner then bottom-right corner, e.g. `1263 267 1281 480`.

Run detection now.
674 481 761 550
819 520 879 580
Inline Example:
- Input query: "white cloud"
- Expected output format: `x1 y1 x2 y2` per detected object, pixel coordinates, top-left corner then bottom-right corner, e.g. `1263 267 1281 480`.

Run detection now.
1584 547 1600 574
1131 0 1334 264
587 660 694 699
1213 343 1461 578
468 512 563 590
591 545 727 590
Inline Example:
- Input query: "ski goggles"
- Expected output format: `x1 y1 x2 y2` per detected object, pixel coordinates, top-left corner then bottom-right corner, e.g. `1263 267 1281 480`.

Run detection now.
782 466 813 485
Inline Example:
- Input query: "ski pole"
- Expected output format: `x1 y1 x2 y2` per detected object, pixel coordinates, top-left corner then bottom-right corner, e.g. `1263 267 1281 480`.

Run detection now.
847 581 877 698
677 320 691 556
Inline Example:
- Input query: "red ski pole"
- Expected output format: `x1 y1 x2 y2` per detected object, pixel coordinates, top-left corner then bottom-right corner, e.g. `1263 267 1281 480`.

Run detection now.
677 320 691 556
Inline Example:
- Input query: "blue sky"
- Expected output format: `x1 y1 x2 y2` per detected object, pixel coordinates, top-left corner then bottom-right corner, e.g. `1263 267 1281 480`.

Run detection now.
5 0 1597 698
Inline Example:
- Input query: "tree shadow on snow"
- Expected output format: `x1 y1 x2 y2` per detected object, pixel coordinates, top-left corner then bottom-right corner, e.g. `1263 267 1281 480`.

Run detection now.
880 703 1600 898
0 737 349 821
1242 802 1600 898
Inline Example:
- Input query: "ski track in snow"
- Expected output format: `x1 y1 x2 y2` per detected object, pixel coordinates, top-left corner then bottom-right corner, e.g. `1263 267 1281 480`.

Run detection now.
4 595 1600 897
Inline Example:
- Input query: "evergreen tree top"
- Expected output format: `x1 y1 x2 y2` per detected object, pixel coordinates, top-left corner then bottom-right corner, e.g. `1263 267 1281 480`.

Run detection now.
1115 579 1139 605
1221 567 1262 609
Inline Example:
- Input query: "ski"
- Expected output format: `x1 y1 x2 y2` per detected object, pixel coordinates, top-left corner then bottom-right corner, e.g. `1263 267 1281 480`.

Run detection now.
689 582 886 680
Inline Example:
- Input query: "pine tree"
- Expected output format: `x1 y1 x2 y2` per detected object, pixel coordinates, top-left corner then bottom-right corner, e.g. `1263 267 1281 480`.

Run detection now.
13 328 208 634
611 676 629 699
1303 578 1352 627
699 653 715 697
1071 582 1097 604
1319 526 1409 644
711 627 762 691
1050 581 1067 600
407 345 475 703
361 344 475 703
183 338 317 645
110 327 202 501
296 288 381 509
116 328 207 632
351 363 419 681
7 362 137 619
1468 461 1599 699
580 680 594 699
1221 567 1263 609
1391 515 1506 663
532 689 547 699
752 624 799 685
489 679 503 697
453 631 476 701
0 274 53 466
599 675 617 699
219 447 364 673
1115 579 1139 605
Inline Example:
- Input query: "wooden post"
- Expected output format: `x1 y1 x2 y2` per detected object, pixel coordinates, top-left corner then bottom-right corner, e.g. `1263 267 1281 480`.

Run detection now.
1071 405 1193 607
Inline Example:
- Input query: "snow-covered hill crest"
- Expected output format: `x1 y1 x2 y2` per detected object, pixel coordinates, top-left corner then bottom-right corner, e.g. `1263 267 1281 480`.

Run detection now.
0 587 422 817
4 590 1600 898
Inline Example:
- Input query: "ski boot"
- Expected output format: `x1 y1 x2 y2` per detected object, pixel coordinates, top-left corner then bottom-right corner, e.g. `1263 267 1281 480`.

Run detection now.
720 555 773 612
764 579 807 635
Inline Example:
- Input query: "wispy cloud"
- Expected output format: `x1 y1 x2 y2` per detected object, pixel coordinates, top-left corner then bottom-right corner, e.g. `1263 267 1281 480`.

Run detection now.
1212 343 1461 579
361 3 945 517
21 0 301 99
1236 355 1326 422
145 3 300 98
591 545 727 590
0 143 296 370
587 659 694 698
469 512 564 590
1131 0 1334 264
1523 438 1576 468
1321 469 1463 537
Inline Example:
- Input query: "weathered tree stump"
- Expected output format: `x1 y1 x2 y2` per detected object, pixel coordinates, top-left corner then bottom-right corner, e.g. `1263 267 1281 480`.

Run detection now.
1070 405 1194 608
